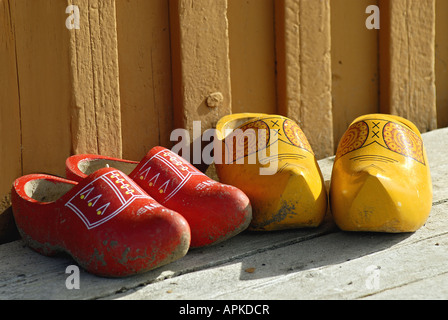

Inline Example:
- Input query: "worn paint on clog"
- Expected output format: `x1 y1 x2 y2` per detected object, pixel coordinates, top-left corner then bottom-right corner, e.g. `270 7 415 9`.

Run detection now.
66 147 252 248
11 168 191 277
215 113 327 231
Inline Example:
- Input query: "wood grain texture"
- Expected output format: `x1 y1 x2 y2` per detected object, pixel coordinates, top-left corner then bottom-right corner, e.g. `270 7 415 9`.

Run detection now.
11 0 72 176
68 0 122 158
275 0 334 159
169 0 232 133
0 0 21 197
435 0 448 128
331 0 380 150
379 0 437 132
0 0 21 242
117 203 448 300
227 0 277 115
116 0 174 159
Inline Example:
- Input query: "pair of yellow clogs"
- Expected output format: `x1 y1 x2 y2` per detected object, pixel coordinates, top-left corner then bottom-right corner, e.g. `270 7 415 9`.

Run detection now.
214 113 432 233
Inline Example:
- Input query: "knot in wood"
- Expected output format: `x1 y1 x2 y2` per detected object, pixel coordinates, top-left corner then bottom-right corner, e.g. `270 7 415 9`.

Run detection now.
206 92 224 108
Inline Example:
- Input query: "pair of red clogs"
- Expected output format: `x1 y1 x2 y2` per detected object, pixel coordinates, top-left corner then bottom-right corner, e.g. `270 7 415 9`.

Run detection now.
11 146 252 277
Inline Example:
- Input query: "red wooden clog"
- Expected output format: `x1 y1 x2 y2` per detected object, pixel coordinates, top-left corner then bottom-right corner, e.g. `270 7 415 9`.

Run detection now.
11 168 190 277
66 147 252 248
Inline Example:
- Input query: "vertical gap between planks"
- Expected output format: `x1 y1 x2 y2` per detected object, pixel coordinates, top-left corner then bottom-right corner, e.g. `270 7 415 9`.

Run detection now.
379 0 437 133
435 0 448 128
275 0 333 159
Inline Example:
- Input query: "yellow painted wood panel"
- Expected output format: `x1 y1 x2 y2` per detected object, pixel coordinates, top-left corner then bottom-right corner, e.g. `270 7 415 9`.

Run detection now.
379 0 437 132
436 0 448 128
68 0 122 158
227 0 277 114
275 0 333 159
169 0 232 133
11 0 72 176
0 0 21 199
331 0 380 150
116 0 174 160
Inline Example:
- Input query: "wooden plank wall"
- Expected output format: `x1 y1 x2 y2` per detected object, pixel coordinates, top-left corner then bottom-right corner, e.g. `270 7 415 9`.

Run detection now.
115 0 173 160
1 0 448 239
228 0 277 115
436 0 448 128
331 0 380 148
379 0 437 132
275 0 334 158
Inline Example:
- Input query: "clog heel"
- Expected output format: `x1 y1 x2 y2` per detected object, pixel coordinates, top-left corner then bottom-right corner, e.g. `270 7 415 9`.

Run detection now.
11 168 191 277
214 113 327 231
66 148 252 248
330 113 433 232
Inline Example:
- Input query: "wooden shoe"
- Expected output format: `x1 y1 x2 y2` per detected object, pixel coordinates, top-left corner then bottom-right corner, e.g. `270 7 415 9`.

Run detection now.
214 113 327 231
330 114 433 233
66 147 252 248
11 168 190 277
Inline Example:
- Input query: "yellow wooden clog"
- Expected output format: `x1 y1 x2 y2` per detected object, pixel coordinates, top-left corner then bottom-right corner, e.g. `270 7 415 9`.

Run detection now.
330 114 433 233
214 113 327 231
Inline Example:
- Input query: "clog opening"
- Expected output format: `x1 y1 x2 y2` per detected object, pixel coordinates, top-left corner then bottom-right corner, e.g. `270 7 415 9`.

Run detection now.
219 117 257 139
78 159 137 176
24 179 74 203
